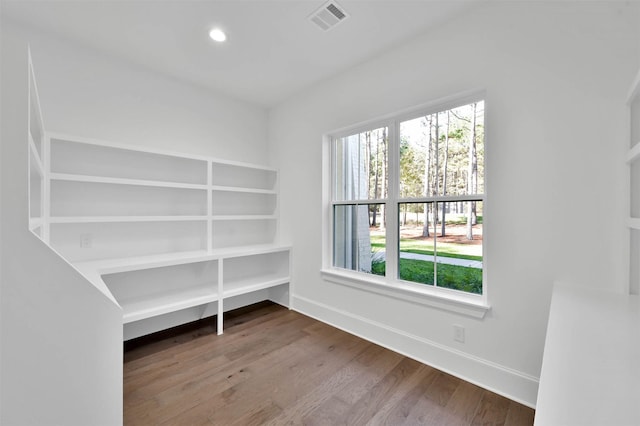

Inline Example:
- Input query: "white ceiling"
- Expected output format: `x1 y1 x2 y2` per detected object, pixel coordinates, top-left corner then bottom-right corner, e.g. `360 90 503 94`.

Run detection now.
2 0 478 107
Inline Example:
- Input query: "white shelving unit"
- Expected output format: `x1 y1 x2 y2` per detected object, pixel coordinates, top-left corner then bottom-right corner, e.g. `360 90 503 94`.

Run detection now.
627 67 640 295
76 245 290 338
28 126 291 339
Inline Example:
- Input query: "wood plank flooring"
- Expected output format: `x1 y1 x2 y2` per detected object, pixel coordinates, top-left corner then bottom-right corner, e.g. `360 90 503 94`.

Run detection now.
124 302 534 425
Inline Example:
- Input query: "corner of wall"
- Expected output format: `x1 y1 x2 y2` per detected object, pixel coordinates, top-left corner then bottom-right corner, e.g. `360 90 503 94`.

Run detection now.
1 22 123 425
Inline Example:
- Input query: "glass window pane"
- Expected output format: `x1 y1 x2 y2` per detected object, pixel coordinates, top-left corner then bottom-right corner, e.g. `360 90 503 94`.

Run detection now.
334 127 388 202
442 102 485 196
400 116 436 198
435 201 483 294
399 101 484 199
334 204 385 276
398 202 436 286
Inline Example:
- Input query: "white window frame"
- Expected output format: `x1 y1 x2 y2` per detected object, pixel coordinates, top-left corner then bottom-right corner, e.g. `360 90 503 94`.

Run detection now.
321 90 490 318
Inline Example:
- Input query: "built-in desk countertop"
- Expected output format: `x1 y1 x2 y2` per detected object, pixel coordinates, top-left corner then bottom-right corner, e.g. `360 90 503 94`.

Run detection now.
535 282 640 425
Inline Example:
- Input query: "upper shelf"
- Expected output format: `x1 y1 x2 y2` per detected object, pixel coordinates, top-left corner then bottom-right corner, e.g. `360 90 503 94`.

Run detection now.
47 133 278 192
50 136 208 185
50 172 208 190
211 185 276 195
73 244 291 275
212 162 277 191
49 215 208 224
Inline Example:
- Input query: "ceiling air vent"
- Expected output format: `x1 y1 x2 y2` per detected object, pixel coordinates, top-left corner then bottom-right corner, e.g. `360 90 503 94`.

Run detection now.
308 1 349 31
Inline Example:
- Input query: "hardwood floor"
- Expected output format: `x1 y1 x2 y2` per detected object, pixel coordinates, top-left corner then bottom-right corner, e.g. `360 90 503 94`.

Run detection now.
124 302 534 425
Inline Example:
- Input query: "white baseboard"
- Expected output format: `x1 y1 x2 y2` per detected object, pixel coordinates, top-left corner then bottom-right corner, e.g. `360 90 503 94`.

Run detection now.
292 295 538 408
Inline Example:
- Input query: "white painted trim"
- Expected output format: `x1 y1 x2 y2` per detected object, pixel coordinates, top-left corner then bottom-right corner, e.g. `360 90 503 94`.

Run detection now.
321 268 489 318
292 295 538 408
207 161 213 252
217 259 224 334
397 194 484 204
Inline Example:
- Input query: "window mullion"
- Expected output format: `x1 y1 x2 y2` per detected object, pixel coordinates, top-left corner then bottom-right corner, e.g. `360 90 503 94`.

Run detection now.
386 120 399 281
434 113 439 288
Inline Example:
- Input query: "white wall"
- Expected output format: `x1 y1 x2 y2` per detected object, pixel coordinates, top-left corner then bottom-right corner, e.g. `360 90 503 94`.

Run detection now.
1 16 271 426
1 23 123 425
8 20 269 163
269 1 639 407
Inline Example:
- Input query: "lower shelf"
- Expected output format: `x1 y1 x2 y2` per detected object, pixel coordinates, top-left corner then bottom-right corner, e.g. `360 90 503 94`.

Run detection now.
75 246 291 338
122 284 218 324
224 274 290 298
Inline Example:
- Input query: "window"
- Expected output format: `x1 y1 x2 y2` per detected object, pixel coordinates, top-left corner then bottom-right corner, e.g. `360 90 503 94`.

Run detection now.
329 96 485 297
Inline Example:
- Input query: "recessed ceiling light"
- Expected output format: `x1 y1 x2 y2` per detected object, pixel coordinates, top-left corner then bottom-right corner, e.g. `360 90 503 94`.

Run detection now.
209 28 227 42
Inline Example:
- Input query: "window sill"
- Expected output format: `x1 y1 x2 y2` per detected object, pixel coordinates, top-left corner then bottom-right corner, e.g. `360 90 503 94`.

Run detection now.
320 268 490 319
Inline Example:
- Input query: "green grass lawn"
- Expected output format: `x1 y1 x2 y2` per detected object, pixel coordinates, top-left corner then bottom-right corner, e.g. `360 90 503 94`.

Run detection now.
370 234 483 294
371 259 482 294
370 235 482 261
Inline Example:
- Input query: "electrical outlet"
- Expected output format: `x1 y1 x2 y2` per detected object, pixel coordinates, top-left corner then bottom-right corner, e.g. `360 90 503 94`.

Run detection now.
453 324 465 343
80 233 92 248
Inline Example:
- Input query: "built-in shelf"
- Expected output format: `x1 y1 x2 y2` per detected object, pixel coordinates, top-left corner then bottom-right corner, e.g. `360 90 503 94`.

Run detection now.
74 249 213 274
50 172 209 190
24 54 292 343
28 58 45 161
74 244 290 274
121 284 219 324
211 215 277 221
81 245 290 335
28 123 290 339
223 275 289 298
49 215 209 224
211 185 277 195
